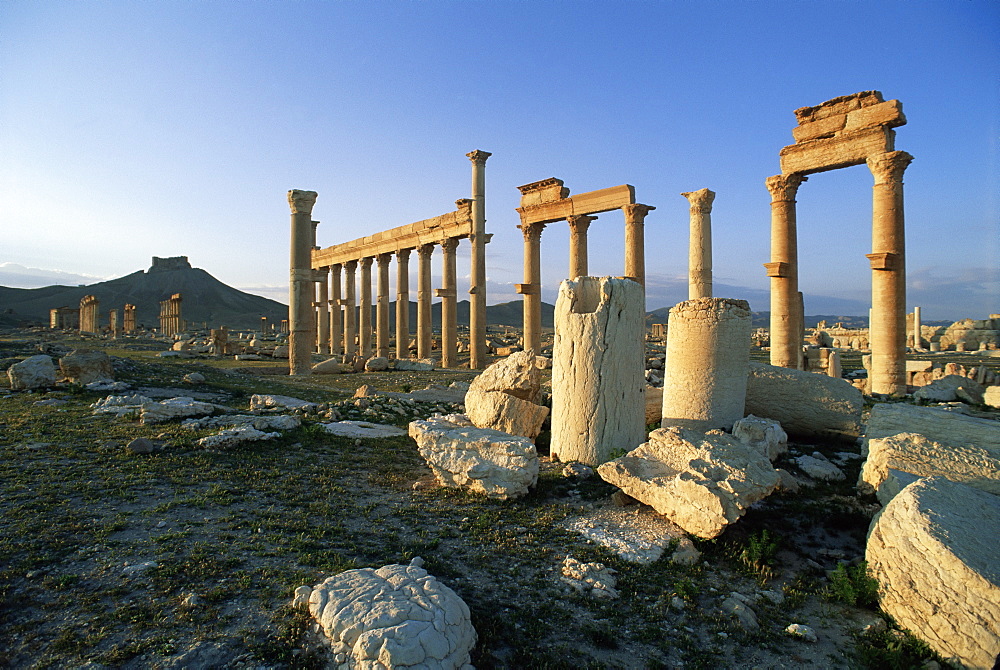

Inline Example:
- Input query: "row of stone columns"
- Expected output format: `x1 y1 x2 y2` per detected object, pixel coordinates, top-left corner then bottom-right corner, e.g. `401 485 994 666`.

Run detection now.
312 239 466 366
519 203 655 355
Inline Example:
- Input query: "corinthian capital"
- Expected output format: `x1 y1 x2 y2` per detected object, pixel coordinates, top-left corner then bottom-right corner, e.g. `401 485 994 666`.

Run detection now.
519 222 545 243
867 151 914 185
623 203 655 224
566 214 596 234
765 174 807 202
466 149 492 164
681 188 716 212
418 243 435 259
287 189 318 214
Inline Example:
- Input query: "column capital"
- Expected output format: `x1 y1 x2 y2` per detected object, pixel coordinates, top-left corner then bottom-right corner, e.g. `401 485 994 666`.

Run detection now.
765 174 807 201
623 203 655 223
330 262 342 272
466 149 492 164
376 252 392 265
867 151 913 186
440 237 460 252
681 188 715 212
344 259 358 271
566 214 597 233
396 248 411 262
518 222 545 242
417 243 435 258
287 190 318 214
359 256 373 269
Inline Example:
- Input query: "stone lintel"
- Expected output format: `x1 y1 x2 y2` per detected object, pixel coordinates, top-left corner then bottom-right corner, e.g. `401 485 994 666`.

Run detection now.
515 283 540 295
764 261 791 278
434 288 457 298
780 127 895 176
793 91 884 124
517 177 569 207
517 184 636 225
866 252 900 271
792 99 905 143
312 206 473 268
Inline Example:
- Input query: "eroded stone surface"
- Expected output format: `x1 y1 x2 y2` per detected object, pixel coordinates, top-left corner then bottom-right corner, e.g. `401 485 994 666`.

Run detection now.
7 355 57 390
141 397 218 424
197 426 279 449
732 414 788 462
299 558 476 669
867 477 1000 669
249 394 317 412
914 374 986 405
59 349 114 385
409 414 538 499
745 362 862 441
322 421 407 439
465 351 549 440
597 427 780 539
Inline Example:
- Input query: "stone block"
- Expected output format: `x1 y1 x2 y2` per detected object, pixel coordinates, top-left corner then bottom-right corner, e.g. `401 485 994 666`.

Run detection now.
59 349 114 385
597 426 780 539
409 414 539 499
465 351 549 440
745 362 863 441
793 90 884 123
791 113 847 143
7 355 57 390
867 477 1000 669
779 126 895 175
843 99 905 132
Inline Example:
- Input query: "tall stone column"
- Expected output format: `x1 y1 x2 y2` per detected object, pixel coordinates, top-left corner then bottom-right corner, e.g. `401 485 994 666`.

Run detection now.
358 257 373 357
764 174 806 369
315 266 329 353
467 149 491 369
396 248 411 359
867 151 913 395
551 277 646 465
682 188 715 299
436 238 459 368
376 254 391 358
567 214 596 279
287 189 318 375
343 259 358 357
912 305 922 349
661 298 752 432
517 222 545 355
416 243 434 359
623 204 655 288
329 263 343 355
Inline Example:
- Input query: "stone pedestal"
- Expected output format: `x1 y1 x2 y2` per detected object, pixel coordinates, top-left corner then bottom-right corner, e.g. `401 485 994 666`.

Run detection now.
396 248 411 359
682 188 715 299
288 189 318 375
551 277 646 465
765 174 806 369
662 297 752 432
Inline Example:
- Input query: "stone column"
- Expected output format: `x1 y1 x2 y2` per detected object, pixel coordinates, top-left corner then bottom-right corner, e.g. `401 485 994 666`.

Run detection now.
912 305 922 350
867 151 913 395
416 243 434 359
517 222 545 355
661 297 752 432
396 248 411 359
287 189 317 375
682 188 715 299
436 238 459 368
623 204 655 288
359 257 373 357
764 174 806 369
551 277 646 465
467 149 491 369
329 263 343 355
566 214 596 279
315 266 329 353
376 254 391 358
109 309 119 339
343 259 358 357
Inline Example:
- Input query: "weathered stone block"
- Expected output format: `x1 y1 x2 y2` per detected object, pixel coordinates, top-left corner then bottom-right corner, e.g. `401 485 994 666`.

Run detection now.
779 126 895 175
793 90 884 123
59 349 114 384
843 99 906 132
867 477 1000 669
791 113 847 142
465 351 549 439
7 355 56 390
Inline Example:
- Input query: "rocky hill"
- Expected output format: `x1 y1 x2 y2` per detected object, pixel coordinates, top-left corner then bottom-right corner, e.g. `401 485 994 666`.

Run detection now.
0 257 287 330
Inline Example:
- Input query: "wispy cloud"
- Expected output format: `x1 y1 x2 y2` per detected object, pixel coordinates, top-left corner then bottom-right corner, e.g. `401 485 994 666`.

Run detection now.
0 262 108 288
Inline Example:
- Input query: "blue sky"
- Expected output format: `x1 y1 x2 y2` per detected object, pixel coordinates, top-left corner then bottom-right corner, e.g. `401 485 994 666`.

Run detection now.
1 1 997 321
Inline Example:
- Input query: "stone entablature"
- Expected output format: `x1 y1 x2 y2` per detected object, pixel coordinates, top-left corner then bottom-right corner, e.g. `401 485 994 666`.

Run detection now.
311 200 474 268
516 181 636 226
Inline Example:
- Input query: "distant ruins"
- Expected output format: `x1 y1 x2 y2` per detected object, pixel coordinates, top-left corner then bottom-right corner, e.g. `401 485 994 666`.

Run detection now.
766 91 912 395
79 295 99 334
158 293 183 336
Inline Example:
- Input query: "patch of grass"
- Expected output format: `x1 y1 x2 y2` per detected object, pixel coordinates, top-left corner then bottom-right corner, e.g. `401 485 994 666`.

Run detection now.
855 625 947 669
826 561 879 609
737 529 779 583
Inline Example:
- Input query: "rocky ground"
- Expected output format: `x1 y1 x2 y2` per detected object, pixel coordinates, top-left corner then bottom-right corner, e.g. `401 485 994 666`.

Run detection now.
0 331 983 669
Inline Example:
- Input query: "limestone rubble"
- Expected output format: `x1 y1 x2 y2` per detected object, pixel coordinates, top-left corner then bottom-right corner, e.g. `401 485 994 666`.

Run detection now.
464 351 549 440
